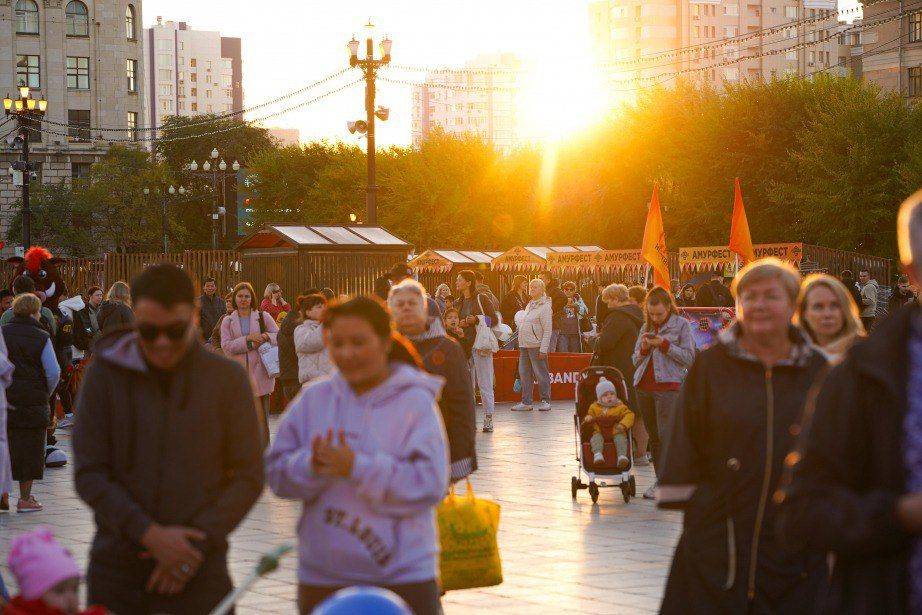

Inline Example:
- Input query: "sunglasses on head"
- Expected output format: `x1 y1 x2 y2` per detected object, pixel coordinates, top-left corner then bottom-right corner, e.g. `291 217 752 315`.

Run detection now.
137 322 190 341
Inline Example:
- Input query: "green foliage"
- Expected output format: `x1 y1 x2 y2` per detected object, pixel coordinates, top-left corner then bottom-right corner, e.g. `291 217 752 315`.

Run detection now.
244 75 918 258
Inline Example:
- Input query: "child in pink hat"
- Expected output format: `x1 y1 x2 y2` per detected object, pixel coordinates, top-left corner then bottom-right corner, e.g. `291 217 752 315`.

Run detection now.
4 527 105 615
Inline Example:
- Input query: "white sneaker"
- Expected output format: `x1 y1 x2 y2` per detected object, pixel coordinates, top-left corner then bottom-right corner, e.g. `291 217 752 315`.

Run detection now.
643 485 657 500
511 403 533 412
57 413 74 429
592 452 604 464
535 400 551 412
482 415 494 433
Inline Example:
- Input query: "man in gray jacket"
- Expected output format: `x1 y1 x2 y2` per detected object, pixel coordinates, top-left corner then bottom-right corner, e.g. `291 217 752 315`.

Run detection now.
858 269 880 331
74 264 263 615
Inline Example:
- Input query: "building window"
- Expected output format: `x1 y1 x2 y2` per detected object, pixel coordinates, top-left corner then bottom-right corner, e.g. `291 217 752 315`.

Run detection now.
125 4 136 40
910 66 922 97
190 73 197 82
127 59 138 92
16 55 40 88
190 58 197 67
191 102 198 112
66 56 89 89
205 89 212 98
15 0 39 34
158 69 173 82
71 162 92 181
159 83 173 96
127 111 138 141
68 110 91 142
65 1 89 37
911 12 922 43
190 87 197 96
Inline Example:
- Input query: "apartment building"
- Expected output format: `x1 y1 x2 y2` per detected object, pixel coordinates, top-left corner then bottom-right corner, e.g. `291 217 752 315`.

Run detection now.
142 18 243 132
0 0 144 241
267 126 300 147
411 54 524 150
590 0 842 89
860 0 922 98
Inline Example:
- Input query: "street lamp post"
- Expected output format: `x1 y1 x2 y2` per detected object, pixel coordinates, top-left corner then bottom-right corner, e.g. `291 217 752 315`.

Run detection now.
3 87 47 250
348 22 391 226
144 184 188 254
187 149 240 249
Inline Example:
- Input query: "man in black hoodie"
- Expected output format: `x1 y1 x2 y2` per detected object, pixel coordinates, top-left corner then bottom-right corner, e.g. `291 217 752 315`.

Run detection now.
74 264 263 615
594 283 643 405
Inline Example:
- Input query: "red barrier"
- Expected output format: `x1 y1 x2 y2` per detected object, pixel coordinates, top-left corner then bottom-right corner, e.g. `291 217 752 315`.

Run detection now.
494 350 593 402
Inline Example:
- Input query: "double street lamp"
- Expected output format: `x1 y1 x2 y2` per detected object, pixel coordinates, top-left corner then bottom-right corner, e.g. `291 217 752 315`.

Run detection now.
347 22 392 226
187 148 240 249
143 184 191 254
3 86 48 250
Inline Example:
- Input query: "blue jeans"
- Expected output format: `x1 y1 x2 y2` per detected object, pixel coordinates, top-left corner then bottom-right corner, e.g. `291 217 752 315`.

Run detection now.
518 347 551 405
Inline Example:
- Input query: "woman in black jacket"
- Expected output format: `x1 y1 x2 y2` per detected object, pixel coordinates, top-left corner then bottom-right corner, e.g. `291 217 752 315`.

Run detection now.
390 279 476 482
3 294 60 513
97 281 134 334
500 275 527 331
658 259 827 614
594 284 643 389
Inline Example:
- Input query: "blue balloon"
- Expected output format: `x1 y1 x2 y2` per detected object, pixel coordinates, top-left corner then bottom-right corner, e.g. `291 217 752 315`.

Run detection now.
313 586 412 615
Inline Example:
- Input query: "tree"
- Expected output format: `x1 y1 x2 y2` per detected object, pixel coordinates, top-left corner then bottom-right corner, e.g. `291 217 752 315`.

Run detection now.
6 181 97 256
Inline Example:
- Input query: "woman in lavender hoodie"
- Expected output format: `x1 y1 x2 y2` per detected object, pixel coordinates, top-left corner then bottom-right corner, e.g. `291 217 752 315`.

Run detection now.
266 296 449 615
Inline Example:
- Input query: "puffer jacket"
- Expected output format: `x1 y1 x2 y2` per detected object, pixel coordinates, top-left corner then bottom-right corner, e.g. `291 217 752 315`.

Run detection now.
293 320 332 384
515 295 553 353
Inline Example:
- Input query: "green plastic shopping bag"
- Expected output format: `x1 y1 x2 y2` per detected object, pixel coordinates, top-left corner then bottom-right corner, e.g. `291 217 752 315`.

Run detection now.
437 479 503 591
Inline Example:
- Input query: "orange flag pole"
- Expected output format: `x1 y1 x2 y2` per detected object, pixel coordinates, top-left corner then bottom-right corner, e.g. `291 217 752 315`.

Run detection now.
641 185 671 292
728 177 756 271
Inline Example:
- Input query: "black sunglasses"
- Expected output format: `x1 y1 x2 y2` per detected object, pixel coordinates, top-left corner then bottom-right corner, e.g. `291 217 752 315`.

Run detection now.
137 322 190 341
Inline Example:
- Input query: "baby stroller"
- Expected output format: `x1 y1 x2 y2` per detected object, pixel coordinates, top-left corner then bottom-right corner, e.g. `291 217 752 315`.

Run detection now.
571 366 636 504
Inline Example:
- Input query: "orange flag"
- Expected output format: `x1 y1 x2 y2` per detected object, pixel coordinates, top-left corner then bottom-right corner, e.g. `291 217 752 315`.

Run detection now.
641 185 671 292
729 177 756 265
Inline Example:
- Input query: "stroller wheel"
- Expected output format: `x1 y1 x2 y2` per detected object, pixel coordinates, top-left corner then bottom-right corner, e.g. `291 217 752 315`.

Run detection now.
588 482 600 504
571 476 579 500
621 483 631 504
629 475 637 497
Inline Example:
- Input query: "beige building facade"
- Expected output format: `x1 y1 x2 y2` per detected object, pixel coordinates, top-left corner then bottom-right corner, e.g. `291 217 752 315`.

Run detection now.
591 0 842 90
0 0 144 246
860 0 922 98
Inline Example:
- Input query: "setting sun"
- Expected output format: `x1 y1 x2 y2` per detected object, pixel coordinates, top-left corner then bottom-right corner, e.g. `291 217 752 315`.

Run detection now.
518 57 612 143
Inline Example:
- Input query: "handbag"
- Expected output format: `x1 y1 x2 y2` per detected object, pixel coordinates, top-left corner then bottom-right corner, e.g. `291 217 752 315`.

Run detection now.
437 479 503 591
256 311 280 378
477 295 512 343
472 295 500 354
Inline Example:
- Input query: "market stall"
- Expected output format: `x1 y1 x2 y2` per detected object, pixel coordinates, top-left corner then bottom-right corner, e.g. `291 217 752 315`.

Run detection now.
678 243 891 283
235 224 412 296
408 249 504 297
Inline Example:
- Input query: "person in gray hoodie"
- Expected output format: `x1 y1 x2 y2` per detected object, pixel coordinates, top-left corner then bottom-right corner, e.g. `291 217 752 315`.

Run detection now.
265 295 449 615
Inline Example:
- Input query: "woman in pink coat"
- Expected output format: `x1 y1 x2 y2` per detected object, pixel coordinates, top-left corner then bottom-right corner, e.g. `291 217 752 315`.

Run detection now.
221 281 279 446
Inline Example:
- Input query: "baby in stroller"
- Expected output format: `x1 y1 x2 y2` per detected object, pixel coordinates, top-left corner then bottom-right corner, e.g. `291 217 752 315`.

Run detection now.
582 377 634 469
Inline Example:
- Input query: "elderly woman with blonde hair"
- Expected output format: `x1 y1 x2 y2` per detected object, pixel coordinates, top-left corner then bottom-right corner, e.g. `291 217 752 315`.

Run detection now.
795 273 865 364
658 258 828 614
97 281 134 334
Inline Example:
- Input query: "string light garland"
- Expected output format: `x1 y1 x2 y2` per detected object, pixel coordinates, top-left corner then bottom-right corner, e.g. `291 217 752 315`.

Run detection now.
34 68 352 134
381 8 911 93
20 79 363 144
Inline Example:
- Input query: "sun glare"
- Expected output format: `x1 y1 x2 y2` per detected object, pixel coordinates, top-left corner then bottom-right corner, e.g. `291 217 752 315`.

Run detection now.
518 58 610 144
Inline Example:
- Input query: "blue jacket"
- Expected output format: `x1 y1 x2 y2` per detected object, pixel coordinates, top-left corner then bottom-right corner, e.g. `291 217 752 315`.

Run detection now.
631 313 696 387
265 362 449 586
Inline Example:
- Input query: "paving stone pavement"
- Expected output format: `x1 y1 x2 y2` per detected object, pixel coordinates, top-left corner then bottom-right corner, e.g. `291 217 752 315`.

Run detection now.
0 402 681 614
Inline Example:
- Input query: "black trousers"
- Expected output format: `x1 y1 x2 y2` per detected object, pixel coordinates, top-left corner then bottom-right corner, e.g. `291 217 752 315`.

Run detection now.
297 580 441 615
87 554 233 615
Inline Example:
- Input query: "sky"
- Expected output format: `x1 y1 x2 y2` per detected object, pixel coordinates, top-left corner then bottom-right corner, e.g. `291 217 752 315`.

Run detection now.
143 0 599 146
144 0 861 147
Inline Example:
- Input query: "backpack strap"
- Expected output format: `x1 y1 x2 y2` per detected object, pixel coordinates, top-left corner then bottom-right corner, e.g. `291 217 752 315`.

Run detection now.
257 310 267 335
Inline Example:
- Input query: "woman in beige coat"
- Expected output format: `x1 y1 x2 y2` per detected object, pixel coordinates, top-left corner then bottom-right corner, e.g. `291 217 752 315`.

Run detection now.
512 278 553 412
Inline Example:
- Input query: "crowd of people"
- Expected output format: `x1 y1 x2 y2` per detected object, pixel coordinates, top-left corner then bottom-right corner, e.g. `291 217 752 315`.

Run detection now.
0 193 920 613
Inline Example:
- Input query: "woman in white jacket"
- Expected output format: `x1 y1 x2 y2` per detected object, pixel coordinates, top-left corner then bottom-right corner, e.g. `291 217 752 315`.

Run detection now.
293 294 333 385
512 278 553 412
